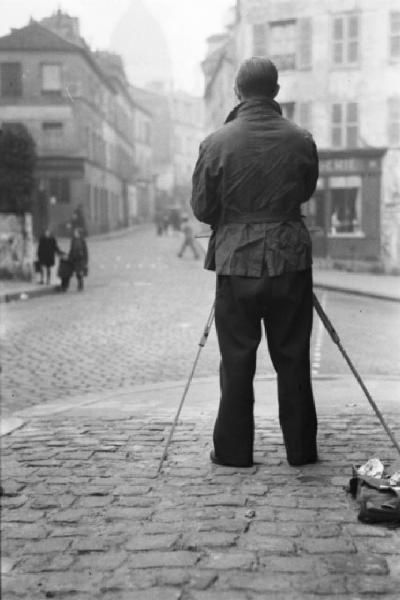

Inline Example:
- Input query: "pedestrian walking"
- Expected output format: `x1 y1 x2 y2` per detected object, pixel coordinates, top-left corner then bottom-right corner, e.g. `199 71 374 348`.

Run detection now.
177 215 200 259
191 57 319 468
68 228 89 291
68 205 87 237
36 228 62 285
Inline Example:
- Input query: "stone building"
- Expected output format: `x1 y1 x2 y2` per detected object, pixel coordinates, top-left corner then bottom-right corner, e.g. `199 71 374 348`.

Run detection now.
169 90 204 205
202 33 237 134
132 84 205 212
0 11 153 236
203 0 400 272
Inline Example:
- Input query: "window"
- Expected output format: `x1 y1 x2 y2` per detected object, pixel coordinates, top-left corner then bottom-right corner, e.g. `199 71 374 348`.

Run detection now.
145 122 151 145
1 121 23 132
297 18 312 69
333 14 359 66
252 23 267 55
42 122 63 149
388 98 400 145
269 20 296 70
48 177 70 204
331 102 358 147
281 102 295 120
297 102 312 130
1 62 22 97
41 64 61 93
390 12 400 59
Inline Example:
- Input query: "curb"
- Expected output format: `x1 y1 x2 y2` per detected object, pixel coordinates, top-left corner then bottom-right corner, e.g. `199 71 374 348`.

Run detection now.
0 284 59 304
2 281 398 305
313 282 400 303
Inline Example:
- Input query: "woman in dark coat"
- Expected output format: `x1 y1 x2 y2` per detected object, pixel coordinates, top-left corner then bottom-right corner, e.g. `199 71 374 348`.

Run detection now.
37 229 62 284
68 228 89 291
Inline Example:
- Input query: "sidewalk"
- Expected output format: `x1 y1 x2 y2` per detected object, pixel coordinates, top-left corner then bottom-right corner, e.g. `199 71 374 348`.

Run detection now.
2 375 400 599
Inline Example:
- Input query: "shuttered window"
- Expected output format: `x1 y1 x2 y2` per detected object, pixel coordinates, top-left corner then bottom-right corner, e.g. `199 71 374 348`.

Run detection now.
390 12 400 59
388 98 400 145
1 62 22 97
331 102 359 147
297 102 312 130
333 14 359 66
297 18 312 69
253 23 267 55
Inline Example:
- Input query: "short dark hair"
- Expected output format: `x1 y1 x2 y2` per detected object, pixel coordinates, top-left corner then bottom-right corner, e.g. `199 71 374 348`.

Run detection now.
235 57 278 98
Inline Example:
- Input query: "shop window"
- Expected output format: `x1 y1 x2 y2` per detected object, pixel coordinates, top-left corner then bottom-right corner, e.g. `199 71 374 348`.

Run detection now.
332 14 359 66
1 62 22 97
269 20 296 70
304 190 325 229
281 102 295 120
331 102 358 148
388 97 400 145
390 12 400 59
41 64 62 93
329 176 362 235
42 122 63 149
48 178 70 204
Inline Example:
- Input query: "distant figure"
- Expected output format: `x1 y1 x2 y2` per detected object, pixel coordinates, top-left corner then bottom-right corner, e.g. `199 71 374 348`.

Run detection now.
70 206 87 237
154 210 164 236
169 206 182 232
68 228 89 291
162 211 170 235
37 229 62 285
177 215 199 259
57 257 73 292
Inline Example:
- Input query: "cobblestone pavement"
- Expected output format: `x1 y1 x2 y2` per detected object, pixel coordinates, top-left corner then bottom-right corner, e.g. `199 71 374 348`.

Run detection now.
2 410 400 600
1 226 400 416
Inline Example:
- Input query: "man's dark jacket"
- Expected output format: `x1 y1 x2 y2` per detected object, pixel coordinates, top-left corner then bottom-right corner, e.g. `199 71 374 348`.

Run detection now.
191 98 319 277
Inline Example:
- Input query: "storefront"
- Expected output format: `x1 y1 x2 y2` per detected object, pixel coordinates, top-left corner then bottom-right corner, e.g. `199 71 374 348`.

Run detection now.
303 148 387 270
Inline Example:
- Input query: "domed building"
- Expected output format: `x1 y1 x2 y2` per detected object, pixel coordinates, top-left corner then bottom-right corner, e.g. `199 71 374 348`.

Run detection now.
110 0 173 88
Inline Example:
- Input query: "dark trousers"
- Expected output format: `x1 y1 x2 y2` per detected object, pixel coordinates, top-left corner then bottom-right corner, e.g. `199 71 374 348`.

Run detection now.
178 238 199 259
214 268 317 466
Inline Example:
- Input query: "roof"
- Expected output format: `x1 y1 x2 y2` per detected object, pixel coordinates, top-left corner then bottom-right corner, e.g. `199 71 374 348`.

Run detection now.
0 21 79 52
0 21 115 92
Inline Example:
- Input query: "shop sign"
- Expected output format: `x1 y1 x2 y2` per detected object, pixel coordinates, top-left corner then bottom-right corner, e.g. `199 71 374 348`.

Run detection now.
320 157 381 175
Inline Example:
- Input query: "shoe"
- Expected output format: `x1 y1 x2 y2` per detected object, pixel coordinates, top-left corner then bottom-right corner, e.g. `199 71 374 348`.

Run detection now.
288 455 318 467
210 450 253 468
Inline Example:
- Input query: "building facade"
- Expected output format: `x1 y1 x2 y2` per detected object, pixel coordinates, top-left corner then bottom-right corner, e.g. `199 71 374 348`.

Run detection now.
169 90 204 205
202 34 238 134
0 11 153 236
203 0 400 272
132 83 205 213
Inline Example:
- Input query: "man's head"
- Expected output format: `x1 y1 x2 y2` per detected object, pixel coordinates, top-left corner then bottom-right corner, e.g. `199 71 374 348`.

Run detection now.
234 57 279 101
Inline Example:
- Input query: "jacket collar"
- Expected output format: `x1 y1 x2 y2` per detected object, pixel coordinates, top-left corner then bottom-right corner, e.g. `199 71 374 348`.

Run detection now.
224 97 282 124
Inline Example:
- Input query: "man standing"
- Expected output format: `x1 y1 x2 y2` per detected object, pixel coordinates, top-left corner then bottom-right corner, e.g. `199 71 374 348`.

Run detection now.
191 57 319 468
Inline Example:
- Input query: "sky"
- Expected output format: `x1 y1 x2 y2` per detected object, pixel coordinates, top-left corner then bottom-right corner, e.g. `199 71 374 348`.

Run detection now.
0 0 235 94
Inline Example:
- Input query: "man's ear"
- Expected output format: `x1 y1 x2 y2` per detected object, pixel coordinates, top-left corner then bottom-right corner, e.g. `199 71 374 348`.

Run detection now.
272 84 280 99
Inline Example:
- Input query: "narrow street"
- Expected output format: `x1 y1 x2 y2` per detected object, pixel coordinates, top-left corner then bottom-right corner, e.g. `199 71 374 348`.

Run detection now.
2 225 400 416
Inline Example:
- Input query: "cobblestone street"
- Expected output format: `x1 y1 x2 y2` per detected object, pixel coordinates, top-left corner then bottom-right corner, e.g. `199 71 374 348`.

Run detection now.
1 226 221 416
2 411 400 599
